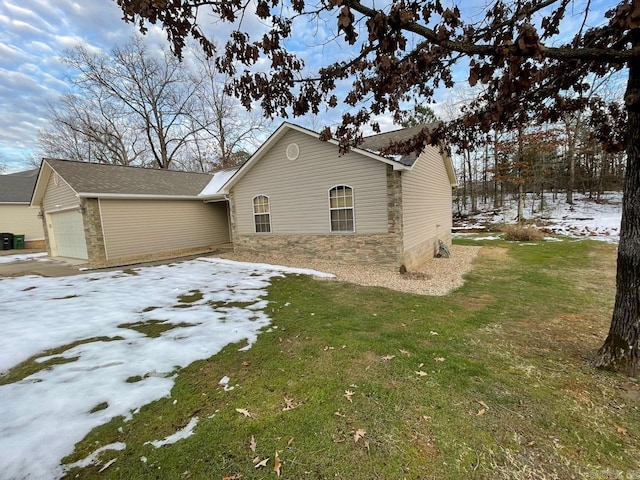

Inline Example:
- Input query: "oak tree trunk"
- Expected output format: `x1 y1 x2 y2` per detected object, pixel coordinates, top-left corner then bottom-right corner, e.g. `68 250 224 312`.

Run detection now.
593 30 640 374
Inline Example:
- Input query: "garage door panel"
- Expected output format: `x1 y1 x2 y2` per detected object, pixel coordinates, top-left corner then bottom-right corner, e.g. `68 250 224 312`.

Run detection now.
50 210 88 259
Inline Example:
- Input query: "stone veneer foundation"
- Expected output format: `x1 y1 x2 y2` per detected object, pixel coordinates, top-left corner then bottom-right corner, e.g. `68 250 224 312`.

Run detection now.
233 233 403 270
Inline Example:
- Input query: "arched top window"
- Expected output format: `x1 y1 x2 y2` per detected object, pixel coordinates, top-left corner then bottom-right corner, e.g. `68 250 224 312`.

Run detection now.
253 195 271 233
328 185 354 232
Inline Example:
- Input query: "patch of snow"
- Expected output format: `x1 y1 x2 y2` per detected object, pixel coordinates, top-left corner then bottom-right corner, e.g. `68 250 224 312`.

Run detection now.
0 252 49 263
64 442 126 470
455 192 622 242
0 257 330 480
198 167 239 198
145 417 199 448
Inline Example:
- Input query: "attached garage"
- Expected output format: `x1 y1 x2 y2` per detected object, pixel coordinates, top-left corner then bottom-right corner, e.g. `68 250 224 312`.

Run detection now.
48 210 88 259
31 159 231 265
98 199 229 260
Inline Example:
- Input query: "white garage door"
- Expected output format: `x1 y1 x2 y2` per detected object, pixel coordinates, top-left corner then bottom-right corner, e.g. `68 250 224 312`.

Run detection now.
50 210 88 259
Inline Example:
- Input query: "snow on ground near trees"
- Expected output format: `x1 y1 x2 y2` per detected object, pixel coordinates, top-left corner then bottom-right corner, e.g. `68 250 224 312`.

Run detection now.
454 191 622 242
0 257 333 480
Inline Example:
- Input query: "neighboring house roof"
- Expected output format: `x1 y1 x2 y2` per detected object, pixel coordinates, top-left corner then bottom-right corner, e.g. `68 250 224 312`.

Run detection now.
0 169 39 203
31 159 214 206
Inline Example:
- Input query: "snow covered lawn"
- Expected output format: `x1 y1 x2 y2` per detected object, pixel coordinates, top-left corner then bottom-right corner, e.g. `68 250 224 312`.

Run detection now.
454 191 622 242
0 257 332 480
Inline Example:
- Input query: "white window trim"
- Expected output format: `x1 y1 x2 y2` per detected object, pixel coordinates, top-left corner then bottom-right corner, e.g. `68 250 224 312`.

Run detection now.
252 194 272 234
328 185 355 233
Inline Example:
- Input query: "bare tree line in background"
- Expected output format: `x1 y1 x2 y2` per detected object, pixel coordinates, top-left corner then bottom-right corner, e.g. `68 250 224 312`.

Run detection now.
453 119 626 219
35 37 269 172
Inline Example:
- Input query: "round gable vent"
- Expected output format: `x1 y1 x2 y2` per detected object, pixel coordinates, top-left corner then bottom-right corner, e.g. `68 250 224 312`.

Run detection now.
286 143 300 161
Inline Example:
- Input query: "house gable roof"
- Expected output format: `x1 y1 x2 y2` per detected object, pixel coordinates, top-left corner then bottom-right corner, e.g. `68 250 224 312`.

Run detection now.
213 122 413 196
361 123 457 187
31 159 213 206
0 169 39 203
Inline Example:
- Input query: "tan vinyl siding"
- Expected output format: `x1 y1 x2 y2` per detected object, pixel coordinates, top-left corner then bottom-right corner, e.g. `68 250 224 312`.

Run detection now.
42 173 78 212
0 205 45 240
401 146 453 264
99 199 230 260
233 129 389 235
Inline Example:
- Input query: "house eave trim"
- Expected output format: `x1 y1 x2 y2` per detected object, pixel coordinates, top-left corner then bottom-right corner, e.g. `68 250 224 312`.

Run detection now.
76 193 204 200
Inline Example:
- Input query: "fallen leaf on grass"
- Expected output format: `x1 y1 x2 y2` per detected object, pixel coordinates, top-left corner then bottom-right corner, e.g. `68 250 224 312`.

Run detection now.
254 457 269 468
344 390 354 402
381 354 396 361
476 408 486 416
615 424 628 435
354 428 366 443
98 458 117 472
287 437 294 447
273 451 281 477
222 475 241 480
250 436 256 452
334 411 345 417
236 408 253 418
415 370 428 377
242 361 250 366
399 349 411 356
434 357 445 362
283 397 296 411
430 331 439 336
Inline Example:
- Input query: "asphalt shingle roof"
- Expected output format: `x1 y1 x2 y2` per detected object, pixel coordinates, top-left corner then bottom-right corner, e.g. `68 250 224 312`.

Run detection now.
43 159 213 197
0 169 39 203
360 123 437 167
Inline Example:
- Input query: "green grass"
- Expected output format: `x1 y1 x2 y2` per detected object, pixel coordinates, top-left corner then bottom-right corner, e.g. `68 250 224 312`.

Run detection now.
0 336 123 386
17 238 640 479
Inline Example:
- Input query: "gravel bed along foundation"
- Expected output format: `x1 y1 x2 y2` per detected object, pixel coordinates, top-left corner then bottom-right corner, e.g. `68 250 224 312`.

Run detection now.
216 244 481 296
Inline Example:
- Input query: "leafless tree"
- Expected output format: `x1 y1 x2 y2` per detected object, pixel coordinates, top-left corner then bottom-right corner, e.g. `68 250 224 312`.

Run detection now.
39 36 268 171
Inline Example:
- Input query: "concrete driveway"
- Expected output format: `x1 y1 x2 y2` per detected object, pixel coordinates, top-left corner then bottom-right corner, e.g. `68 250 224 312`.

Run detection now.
0 251 86 277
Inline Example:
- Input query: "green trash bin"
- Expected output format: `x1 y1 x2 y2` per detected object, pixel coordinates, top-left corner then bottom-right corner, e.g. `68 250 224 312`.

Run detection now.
13 234 25 250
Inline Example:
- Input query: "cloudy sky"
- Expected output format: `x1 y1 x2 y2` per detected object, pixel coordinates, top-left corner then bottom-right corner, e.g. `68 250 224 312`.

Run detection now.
0 0 622 173
0 1 143 172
